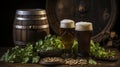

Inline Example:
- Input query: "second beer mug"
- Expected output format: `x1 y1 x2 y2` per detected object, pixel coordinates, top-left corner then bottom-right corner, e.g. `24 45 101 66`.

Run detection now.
75 22 93 58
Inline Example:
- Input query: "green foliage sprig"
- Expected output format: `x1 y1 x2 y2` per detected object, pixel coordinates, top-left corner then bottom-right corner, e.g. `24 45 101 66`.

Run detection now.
0 44 40 63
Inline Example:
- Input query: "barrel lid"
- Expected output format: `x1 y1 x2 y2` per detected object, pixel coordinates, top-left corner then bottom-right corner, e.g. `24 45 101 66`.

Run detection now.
46 0 117 42
16 9 46 15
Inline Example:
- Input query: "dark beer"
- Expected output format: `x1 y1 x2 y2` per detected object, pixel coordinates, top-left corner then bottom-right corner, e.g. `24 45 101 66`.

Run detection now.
60 19 75 58
75 22 93 58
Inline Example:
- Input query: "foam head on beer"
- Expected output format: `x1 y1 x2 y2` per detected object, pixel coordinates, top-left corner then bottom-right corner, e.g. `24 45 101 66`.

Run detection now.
60 19 75 28
75 22 93 31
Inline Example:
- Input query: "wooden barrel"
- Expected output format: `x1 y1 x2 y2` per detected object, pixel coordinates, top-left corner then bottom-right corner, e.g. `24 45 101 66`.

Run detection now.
13 9 50 46
46 0 117 42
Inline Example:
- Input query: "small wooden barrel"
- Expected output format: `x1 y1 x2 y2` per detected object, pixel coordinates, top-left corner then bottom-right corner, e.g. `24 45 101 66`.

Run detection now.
13 9 50 46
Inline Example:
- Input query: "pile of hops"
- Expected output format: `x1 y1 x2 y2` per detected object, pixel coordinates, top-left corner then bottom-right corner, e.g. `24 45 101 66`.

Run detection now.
64 58 87 65
39 57 88 65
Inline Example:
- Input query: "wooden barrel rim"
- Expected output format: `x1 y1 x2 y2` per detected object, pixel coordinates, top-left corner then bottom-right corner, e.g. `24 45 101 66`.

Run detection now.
91 0 117 42
16 9 46 15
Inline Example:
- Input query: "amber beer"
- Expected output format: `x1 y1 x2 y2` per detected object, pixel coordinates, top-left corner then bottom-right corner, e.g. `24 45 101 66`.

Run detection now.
60 19 75 52
75 22 93 57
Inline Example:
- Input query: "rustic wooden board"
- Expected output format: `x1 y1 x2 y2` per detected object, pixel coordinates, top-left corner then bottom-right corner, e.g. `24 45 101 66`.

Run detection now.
0 61 120 67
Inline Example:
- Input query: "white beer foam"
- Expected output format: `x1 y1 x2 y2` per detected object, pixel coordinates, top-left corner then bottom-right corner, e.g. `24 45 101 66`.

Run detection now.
60 19 75 28
75 22 93 31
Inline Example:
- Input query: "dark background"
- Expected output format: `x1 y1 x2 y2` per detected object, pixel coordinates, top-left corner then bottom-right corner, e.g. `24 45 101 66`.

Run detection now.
0 0 46 46
0 0 120 47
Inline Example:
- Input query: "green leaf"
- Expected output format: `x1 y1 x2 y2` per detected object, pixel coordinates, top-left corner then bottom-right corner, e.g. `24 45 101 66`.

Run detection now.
0 49 9 62
22 57 29 63
32 56 40 63
89 58 97 65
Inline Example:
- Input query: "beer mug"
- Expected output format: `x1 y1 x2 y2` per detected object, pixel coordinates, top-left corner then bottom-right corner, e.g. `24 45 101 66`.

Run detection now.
75 22 93 58
60 19 75 58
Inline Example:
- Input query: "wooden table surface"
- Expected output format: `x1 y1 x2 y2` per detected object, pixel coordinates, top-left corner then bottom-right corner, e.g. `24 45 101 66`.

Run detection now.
0 61 120 67
0 47 120 67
